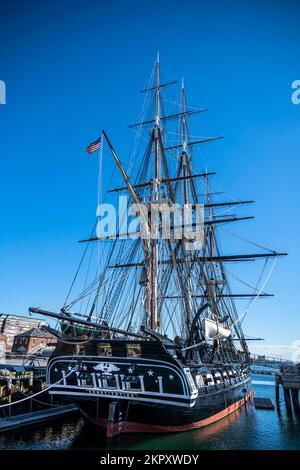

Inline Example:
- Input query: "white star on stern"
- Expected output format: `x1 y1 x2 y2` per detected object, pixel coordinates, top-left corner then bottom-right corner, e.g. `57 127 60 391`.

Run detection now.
128 367 133 373
169 374 174 380
147 370 154 376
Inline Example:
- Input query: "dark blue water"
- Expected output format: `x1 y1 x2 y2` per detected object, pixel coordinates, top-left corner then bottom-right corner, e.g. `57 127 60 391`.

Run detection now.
0 375 300 450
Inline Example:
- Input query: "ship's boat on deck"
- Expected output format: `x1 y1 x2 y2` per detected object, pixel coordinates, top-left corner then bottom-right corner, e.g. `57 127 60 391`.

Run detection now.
204 317 231 340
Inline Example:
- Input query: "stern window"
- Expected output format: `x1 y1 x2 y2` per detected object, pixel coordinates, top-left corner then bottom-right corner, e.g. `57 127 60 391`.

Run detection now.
126 344 141 357
98 343 112 357
75 344 85 355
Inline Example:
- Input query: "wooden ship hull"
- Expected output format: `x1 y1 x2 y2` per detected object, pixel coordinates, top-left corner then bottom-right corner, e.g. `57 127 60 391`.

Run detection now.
46 338 252 436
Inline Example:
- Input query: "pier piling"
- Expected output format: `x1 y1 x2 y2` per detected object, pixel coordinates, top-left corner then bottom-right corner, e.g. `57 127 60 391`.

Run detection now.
291 389 300 413
275 374 280 404
283 388 292 412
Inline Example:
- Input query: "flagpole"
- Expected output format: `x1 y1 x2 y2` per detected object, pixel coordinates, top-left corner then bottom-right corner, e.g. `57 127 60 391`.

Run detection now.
97 133 104 269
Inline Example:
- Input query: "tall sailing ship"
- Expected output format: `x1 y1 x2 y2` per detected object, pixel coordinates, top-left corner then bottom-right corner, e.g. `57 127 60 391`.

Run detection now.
30 57 286 436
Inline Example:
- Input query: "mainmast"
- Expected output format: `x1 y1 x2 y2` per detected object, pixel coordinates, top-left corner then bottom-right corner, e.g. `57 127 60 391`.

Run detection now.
181 78 189 200
180 80 193 333
150 53 160 330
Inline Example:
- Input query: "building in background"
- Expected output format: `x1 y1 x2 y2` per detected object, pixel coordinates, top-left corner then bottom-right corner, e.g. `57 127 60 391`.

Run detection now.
12 328 57 354
257 355 266 362
0 334 6 359
0 314 47 351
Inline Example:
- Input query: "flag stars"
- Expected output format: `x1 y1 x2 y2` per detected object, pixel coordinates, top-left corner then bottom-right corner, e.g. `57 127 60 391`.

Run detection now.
67 365 72 371
147 370 154 376
82 365 87 371
169 375 174 380
128 367 133 374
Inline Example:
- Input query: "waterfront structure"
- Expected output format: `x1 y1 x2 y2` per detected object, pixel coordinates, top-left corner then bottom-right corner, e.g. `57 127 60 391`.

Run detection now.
276 364 300 412
30 58 286 436
12 328 57 354
0 334 6 360
0 314 46 352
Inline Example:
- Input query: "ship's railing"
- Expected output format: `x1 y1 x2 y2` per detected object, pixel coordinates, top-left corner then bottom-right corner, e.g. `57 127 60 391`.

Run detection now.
280 364 300 375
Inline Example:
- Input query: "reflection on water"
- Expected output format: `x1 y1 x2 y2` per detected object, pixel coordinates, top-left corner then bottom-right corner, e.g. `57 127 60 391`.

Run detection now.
0 416 85 450
0 375 300 450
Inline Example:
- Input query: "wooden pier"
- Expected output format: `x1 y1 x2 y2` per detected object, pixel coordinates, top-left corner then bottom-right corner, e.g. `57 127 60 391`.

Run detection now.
0 364 47 415
0 404 79 432
275 364 300 413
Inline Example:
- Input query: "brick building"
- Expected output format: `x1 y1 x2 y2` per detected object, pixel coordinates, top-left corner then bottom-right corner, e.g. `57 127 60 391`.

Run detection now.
0 334 6 359
12 328 57 354
0 314 46 351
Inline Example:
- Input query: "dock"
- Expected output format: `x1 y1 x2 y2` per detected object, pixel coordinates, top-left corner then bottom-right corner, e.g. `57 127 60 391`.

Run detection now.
275 364 300 413
254 397 275 410
0 404 79 432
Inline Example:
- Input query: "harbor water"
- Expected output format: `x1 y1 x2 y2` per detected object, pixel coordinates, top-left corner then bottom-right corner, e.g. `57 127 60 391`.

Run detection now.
0 374 300 450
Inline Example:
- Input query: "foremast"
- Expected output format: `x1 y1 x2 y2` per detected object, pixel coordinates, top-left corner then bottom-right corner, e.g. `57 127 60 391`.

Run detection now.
150 54 160 330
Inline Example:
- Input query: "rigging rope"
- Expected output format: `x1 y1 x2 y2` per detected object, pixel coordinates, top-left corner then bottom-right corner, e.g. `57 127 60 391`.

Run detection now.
62 221 97 310
235 257 278 327
223 227 276 254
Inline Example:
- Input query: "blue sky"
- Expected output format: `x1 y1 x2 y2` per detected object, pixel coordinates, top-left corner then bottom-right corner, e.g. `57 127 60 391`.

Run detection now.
0 0 299 358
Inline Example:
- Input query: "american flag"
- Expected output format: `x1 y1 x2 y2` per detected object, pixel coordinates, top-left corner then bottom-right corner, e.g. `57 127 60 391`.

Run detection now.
87 137 101 154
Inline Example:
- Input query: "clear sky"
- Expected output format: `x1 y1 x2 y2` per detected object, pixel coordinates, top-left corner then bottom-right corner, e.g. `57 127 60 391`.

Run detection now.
0 0 299 359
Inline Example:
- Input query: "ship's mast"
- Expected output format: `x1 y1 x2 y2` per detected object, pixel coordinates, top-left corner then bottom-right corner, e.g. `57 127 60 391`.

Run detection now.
180 80 193 333
181 78 188 201
150 53 160 330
